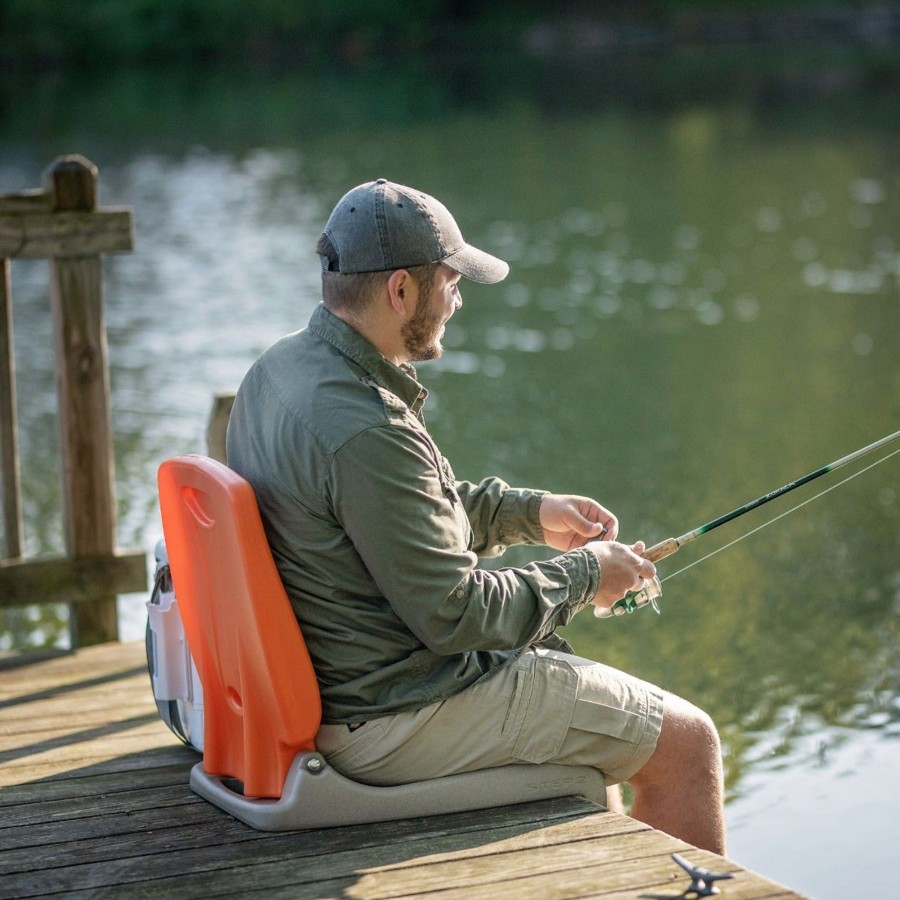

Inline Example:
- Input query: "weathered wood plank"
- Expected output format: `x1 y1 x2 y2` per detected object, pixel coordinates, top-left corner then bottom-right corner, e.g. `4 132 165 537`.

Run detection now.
425 851 800 900
48 187 119 646
0 753 195 805
0 641 808 900
0 723 189 787
0 551 147 609
0 752 194 792
0 638 141 686
6 813 799 900
0 784 200 849
5 686 160 728
44 156 97 211
325 830 688 900
0 800 601 898
1 156 139 647
0 800 219 868
0 256 23 559
0 766 193 814
0 189 52 214
206 391 236 462
0 208 134 258
3 669 155 705
405 850 798 900
50 252 116 558
1 706 171 752
0 645 190 788
126 811 654 900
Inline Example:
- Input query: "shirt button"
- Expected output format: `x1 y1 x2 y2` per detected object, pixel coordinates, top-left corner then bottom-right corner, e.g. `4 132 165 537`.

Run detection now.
455 589 465 599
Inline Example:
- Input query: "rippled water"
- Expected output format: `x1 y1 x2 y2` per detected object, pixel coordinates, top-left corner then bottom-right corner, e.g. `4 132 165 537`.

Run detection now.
1 64 898 898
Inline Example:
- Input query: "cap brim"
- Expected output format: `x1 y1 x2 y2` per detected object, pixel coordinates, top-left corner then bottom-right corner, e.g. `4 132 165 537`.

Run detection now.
443 244 509 284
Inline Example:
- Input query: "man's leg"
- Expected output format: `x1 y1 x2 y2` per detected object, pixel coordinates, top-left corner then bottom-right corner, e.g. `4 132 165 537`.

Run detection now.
627 692 726 854
317 649 725 853
604 782 625 814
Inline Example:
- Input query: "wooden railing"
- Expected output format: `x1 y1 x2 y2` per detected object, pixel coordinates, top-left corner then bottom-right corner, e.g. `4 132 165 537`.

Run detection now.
0 156 147 647
206 392 236 465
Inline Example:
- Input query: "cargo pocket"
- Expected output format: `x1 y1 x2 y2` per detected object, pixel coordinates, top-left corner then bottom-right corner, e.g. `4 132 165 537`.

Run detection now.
508 654 579 765
500 667 530 740
570 697 645 745
318 720 389 775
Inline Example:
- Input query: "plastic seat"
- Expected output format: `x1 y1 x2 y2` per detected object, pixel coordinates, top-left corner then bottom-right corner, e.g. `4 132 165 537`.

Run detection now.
157 454 606 831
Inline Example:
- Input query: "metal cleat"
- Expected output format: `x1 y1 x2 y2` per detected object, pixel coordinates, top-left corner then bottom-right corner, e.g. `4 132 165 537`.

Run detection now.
672 853 735 897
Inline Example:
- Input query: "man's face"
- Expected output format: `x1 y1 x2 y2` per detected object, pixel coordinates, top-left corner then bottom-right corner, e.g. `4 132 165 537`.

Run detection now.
401 266 463 362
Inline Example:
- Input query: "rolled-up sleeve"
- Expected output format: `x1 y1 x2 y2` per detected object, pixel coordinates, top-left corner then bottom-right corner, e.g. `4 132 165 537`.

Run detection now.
455 477 547 556
330 423 600 656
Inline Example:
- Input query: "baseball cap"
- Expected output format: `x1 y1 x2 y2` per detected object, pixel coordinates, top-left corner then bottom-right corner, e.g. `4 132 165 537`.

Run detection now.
319 179 509 284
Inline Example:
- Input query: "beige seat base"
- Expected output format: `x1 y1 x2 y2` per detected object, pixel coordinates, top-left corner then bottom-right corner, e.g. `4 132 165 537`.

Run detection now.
190 751 607 831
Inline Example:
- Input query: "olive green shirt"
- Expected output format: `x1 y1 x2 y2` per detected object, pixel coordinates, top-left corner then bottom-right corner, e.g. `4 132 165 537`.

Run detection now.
226 304 600 723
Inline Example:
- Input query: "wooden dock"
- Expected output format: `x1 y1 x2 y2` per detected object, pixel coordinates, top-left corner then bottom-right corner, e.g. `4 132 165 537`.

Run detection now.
1 640 806 899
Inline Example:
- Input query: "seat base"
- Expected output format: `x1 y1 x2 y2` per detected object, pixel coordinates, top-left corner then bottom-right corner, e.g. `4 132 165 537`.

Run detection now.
190 751 607 831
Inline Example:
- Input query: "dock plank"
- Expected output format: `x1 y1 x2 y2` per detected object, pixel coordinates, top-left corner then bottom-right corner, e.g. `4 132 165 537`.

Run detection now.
0 640 809 899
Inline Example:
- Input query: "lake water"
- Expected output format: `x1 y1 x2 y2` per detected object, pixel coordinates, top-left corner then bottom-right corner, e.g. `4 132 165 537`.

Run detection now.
1 57 898 898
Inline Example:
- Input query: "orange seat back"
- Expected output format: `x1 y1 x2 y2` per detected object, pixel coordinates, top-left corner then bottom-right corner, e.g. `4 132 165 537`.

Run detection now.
157 455 321 798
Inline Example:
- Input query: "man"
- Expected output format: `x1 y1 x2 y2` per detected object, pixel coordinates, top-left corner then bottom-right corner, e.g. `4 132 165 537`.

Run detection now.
226 179 726 853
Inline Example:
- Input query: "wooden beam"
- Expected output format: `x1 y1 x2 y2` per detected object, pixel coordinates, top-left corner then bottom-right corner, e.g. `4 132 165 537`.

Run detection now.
0 155 145 646
0 209 133 259
0 257 23 558
206 392 236 463
51 253 118 556
0 157 132 260
48 156 123 645
46 155 99 211
0 188 52 213
0 550 147 608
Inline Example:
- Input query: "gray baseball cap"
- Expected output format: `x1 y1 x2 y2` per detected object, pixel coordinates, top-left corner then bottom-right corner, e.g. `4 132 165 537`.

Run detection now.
319 179 509 284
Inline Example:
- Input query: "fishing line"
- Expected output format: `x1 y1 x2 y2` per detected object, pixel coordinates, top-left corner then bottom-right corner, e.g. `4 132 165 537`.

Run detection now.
660 444 900 584
596 429 900 617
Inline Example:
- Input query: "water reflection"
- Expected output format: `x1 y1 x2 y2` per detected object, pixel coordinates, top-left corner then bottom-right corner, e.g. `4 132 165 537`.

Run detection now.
0 63 898 897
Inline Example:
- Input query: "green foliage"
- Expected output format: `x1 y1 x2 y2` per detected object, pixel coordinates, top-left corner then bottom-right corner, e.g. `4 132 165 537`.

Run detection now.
0 1 849 71
0 0 453 69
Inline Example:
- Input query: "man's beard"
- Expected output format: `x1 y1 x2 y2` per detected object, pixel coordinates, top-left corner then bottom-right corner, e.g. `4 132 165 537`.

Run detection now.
401 298 445 362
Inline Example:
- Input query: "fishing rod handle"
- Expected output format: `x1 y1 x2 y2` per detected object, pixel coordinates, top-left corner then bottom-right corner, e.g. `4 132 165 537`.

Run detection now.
594 538 678 619
642 537 680 563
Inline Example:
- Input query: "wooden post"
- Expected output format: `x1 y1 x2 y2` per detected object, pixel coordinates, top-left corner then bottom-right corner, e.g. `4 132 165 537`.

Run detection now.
0 256 23 559
207 392 236 464
0 157 145 648
47 156 119 645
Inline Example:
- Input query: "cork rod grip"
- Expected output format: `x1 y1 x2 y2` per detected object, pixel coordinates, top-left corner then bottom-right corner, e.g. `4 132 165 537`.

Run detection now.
642 537 680 563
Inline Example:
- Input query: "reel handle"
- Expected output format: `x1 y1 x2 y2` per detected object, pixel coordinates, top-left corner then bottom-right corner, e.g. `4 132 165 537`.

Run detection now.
595 575 662 618
593 537 679 619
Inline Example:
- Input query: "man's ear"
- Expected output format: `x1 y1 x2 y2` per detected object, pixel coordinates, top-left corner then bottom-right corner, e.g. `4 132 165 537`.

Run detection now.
386 269 416 317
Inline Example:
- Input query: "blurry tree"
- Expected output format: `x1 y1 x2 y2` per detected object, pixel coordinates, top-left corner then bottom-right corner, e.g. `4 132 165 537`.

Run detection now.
0 1 845 72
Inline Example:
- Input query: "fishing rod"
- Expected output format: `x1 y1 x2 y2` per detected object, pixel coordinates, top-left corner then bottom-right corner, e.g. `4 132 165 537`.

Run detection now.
596 428 900 618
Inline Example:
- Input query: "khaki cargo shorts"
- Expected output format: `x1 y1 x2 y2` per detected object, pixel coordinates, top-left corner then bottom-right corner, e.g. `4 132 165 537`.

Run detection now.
316 647 664 787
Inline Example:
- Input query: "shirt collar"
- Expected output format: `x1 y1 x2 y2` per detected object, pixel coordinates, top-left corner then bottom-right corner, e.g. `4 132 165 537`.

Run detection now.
307 304 428 413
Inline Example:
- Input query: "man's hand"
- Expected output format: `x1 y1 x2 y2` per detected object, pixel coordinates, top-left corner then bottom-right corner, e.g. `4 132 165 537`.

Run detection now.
540 494 618 552
587 540 657 612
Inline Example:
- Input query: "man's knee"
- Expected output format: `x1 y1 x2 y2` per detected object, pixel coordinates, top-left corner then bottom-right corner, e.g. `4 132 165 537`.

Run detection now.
631 694 722 788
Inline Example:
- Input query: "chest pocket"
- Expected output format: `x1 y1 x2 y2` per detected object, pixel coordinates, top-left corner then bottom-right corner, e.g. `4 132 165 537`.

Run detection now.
378 390 473 552
437 452 474 552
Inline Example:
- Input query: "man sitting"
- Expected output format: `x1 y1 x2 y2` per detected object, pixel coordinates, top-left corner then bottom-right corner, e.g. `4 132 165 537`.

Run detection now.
226 179 726 853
